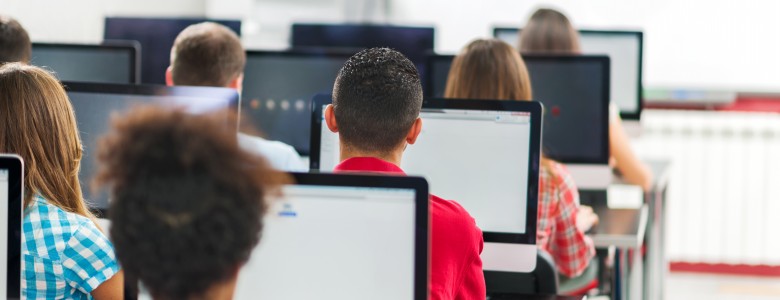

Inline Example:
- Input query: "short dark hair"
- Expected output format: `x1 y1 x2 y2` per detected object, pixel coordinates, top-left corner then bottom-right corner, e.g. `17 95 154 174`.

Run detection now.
333 48 423 153
95 107 288 299
0 15 31 64
171 22 245 87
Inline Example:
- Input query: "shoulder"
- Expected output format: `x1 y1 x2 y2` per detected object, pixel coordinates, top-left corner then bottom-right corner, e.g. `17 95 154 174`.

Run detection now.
430 194 482 236
540 161 579 202
238 133 305 171
23 197 104 258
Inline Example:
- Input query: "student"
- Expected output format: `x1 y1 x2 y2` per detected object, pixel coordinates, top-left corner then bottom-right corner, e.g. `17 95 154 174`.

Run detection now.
0 63 123 299
166 22 305 171
94 107 286 300
520 8 654 191
324 48 486 299
444 39 599 294
0 15 31 64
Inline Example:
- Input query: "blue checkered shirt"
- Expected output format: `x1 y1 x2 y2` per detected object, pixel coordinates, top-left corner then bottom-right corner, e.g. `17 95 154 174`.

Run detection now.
21 196 119 299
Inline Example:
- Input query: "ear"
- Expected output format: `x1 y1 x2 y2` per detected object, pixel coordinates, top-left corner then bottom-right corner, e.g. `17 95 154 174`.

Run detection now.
324 104 339 133
228 73 244 93
405 118 423 145
165 66 174 86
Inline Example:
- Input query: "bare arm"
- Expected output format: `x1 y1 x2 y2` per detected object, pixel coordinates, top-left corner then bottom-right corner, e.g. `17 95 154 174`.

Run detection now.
610 116 653 191
91 270 124 300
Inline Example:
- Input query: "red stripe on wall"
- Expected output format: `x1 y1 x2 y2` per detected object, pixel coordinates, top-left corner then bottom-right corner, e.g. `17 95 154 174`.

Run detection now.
670 262 780 277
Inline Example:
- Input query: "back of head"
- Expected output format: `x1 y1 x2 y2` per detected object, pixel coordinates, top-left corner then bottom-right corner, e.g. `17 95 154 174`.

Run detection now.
96 107 287 299
519 8 581 53
445 39 532 101
0 15 31 64
0 63 91 217
171 22 245 87
333 48 423 154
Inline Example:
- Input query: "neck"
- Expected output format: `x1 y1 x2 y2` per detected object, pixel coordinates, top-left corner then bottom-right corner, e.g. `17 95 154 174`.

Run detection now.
188 276 238 300
340 143 404 167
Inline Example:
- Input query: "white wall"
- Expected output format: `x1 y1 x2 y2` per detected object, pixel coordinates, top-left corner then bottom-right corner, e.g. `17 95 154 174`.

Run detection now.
1 0 206 43
388 0 780 92
3 0 780 92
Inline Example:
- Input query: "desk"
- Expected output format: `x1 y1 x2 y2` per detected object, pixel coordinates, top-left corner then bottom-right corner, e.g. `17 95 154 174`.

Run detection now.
583 159 671 300
640 160 672 300
580 190 647 300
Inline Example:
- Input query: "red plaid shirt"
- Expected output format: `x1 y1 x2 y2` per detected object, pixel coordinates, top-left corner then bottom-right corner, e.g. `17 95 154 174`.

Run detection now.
537 161 596 277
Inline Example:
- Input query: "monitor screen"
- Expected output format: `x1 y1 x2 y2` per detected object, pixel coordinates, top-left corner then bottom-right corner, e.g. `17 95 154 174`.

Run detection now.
233 175 426 299
427 55 610 164
0 156 22 300
494 28 643 119
64 82 239 210
31 42 139 84
0 168 7 298
104 17 241 84
242 50 353 155
312 96 542 240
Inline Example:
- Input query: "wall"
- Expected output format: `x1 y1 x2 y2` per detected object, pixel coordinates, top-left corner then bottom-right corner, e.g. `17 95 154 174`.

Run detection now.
388 0 780 92
5 0 779 92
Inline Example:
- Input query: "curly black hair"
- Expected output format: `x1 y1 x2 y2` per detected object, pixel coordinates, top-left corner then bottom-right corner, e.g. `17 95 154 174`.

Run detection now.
95 106 288 299
333 47 423 153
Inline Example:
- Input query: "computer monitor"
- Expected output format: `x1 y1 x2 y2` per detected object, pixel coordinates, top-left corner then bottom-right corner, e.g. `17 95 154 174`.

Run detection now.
234 172 429 299
494 27 643 120
311 95 542 272
63 82 240 210
0 155 23 300
426 54 611 188
104 17 242 84
31 41 140 84
242 49 354 155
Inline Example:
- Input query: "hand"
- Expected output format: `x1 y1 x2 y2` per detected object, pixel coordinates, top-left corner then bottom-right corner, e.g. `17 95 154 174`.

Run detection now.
576 205 599 233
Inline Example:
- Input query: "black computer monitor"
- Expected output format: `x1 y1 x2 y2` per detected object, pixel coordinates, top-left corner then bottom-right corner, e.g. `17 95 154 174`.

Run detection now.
290 23 434 92
241 49 354 155
104 17 241 84
426 54 610 165
494 27 643 120
311 95 543 272
233 172 429 299
0 155 22 300
31 41 140 84
64 82 240 210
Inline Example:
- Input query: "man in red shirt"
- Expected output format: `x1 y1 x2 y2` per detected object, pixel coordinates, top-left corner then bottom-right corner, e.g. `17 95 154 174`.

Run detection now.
323 48 486 299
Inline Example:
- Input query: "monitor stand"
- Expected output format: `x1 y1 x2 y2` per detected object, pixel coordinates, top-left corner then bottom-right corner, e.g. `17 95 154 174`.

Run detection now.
566 164 612 190
481 242 537 272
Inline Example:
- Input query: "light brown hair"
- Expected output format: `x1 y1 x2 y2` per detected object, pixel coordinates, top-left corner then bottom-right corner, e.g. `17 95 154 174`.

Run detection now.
171 22 245 87
0 15 32 64
519 8 581 53
444 39 532 101
0 63 93 218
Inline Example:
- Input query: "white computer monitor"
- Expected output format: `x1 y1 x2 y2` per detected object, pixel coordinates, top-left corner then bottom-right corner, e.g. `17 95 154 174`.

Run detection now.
494 27 643 120
0 155 23 300
233 173 429 300
310 96 543 272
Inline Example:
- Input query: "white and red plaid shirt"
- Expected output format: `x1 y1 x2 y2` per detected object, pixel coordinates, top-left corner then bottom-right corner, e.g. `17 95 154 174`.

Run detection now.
537 160 596 278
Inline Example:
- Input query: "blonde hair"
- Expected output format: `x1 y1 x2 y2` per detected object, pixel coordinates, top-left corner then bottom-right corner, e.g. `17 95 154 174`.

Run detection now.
0 63 94 218
444 39 532 101
519 8 581 53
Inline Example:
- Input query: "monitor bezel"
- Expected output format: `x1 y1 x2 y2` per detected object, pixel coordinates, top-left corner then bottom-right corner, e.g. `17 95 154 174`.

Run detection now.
31 41 141 84
492 27 644 120
425 53 611 165
310 94 542 244
288 172 429 300
0 155 23 300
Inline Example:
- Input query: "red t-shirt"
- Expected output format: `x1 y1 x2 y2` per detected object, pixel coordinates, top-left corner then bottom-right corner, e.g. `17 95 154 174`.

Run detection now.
334 157 486 300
